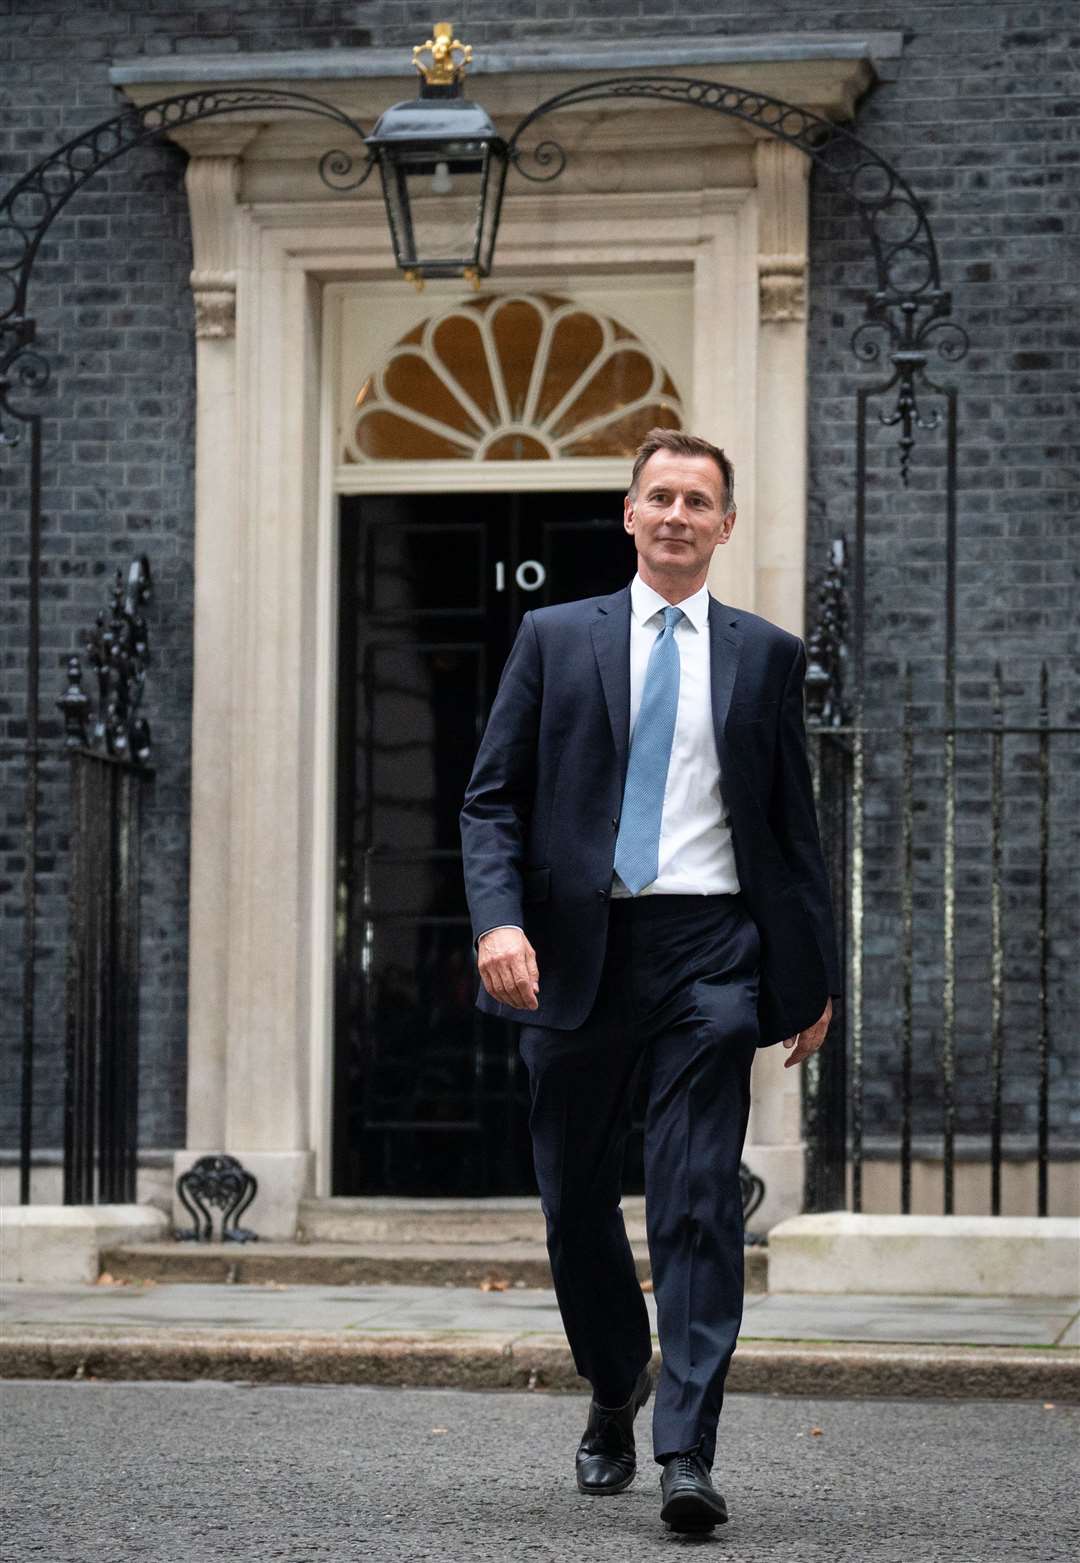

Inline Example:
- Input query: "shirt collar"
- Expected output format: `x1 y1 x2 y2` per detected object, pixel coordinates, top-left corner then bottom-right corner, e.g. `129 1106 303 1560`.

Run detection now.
630 573 711 633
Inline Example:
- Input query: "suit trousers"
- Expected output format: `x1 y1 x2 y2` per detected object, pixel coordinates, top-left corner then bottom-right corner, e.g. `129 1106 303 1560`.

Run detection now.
519 892 761 1468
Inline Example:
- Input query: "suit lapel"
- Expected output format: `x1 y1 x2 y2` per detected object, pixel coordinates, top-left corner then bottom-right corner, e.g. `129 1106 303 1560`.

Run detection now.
708 596 742 763
590 587 631 783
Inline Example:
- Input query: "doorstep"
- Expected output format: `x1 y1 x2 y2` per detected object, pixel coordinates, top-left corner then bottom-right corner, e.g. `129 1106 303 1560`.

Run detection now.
97 1239 770 1293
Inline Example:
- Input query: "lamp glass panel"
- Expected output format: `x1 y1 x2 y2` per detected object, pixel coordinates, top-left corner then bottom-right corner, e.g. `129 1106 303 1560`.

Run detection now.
477 150 508 275
382 144 489 270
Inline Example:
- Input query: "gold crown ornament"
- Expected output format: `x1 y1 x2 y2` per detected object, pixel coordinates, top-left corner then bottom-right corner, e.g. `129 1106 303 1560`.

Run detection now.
413 21 473 87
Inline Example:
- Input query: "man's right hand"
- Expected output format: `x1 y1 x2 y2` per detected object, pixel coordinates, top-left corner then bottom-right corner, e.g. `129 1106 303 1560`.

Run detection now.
477 927 540 1011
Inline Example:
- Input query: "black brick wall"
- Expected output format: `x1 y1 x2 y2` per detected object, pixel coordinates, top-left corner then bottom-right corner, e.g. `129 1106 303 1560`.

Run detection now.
2 1 1077 1164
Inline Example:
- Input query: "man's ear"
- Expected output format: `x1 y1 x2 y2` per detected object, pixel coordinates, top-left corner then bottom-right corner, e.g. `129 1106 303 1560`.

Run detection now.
623 493 636 534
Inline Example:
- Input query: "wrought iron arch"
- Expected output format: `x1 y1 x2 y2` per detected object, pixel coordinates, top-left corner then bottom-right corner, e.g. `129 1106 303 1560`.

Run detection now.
499 76 970 477
2 77 967 1207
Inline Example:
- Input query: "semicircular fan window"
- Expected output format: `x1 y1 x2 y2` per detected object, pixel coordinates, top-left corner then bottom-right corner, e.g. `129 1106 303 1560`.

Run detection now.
345 293 684 462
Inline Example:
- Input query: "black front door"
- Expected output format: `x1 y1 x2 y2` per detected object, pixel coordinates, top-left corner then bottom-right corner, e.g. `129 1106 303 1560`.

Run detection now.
334 490 633 1195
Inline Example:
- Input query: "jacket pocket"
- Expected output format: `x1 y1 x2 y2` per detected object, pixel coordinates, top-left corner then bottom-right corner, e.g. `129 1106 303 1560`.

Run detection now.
523 866 551 903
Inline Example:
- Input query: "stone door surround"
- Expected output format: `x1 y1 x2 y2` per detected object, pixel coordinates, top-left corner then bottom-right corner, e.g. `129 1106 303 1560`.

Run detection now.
112 33 898 1237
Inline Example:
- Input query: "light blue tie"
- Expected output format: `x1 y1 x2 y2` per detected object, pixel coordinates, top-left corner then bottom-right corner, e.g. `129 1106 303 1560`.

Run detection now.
613 605 684 895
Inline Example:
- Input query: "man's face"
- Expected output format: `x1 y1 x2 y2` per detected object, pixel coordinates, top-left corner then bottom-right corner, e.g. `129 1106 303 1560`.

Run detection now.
623 449 735 586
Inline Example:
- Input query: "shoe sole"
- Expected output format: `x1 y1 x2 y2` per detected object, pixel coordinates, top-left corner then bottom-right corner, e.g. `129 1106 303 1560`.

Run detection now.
660 1492 729 1533
576 1371 653 1498
577 1469 637 1496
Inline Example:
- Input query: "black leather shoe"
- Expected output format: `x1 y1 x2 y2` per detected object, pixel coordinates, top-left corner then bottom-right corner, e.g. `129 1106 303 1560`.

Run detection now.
659 1451 729 1533
575 1365 652 1495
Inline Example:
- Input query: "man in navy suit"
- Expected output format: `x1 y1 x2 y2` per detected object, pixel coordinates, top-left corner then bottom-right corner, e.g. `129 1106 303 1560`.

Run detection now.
460 429 838 1534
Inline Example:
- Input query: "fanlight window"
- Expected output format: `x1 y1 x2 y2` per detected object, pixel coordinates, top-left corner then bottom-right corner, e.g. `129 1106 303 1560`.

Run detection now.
345 293 684 462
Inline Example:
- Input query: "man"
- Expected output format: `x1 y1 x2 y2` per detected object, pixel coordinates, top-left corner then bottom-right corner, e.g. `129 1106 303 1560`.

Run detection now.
460 429 839 1534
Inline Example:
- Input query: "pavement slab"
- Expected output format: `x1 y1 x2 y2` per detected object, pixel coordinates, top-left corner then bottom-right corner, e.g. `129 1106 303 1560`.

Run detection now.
745 1291 1080 1346
3 1281 1077 1346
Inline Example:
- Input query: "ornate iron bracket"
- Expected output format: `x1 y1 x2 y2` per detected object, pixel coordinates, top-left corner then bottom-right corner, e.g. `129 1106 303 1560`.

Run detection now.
806 538 849 729
505 75 968 479
175 1153 259 1243
56 556 153 765
852 299 969 485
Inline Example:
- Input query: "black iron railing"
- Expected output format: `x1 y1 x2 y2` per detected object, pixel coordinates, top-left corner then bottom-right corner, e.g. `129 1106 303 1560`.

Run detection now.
806 604 1076 1216
54 559 153 1204
63 751 144 1202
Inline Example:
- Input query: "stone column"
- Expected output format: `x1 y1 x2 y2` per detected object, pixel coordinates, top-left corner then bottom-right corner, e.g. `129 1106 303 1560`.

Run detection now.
174 146 316 1238
697 190 758 614
221 234 320 1238
182 152 244 1156
744 140 813 1231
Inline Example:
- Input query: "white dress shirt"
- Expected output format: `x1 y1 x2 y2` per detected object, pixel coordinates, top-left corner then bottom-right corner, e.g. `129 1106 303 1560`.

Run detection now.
480 575 739 941
610 574 740 897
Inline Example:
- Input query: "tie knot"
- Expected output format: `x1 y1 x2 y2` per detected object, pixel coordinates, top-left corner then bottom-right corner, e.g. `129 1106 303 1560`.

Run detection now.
660 605 684 632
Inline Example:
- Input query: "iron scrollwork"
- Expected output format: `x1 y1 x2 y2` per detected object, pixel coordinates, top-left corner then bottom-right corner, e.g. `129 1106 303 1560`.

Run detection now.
507 138 567 185
0 345 49 450
852 301 970 485
505 75 968 479
57 556 153 766
739 1161 766 1243
175 1154 259 1243
1 89 371 433
318 144 378 193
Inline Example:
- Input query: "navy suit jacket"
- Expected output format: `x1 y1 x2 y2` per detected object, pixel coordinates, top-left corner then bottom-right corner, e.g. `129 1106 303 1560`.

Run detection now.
460 585 841 1045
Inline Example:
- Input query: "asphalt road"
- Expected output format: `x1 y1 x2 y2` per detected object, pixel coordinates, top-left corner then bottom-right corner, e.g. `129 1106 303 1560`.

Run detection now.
2 1382 1076 1562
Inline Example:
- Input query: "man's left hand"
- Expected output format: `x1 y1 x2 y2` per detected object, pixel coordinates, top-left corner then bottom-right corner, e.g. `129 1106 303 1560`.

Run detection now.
781 997 832 1069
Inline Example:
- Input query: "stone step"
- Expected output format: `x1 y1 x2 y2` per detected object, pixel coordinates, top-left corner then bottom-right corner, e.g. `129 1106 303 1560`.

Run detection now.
296 1195 636 1245
101 1241 570 1289
100 1239 769 1292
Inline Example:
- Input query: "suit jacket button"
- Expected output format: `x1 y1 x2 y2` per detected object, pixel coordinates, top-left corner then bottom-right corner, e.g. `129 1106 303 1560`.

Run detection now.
611 817 619 828
596 889 608 900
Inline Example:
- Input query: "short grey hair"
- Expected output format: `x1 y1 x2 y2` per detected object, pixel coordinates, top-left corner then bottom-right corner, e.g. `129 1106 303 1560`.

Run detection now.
627 428 735 511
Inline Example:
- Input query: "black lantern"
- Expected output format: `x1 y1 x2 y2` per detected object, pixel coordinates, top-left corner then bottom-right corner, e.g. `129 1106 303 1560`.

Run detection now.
366 22 509 287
